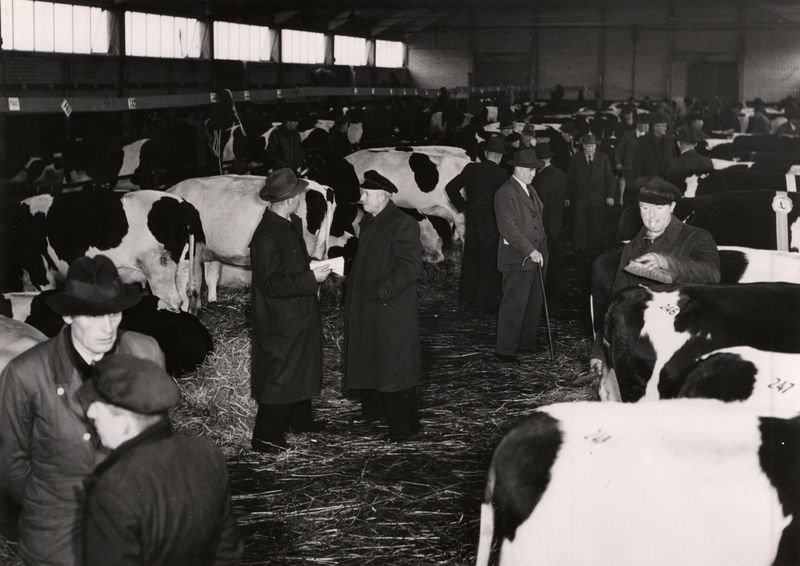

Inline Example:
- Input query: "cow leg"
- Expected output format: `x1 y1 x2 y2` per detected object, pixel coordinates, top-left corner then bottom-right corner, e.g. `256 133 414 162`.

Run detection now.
205 261 222 303
597 367 622 402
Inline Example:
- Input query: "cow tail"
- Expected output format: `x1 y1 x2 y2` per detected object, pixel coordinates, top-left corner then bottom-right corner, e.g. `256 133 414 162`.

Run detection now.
475 466 496 566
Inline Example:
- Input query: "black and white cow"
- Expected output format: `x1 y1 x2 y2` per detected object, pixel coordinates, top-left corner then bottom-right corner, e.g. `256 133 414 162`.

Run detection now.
676 346 800 415
167 175 336 303
603 282 800 402
16 189 205 313
1 291 212 377
477 400 800 566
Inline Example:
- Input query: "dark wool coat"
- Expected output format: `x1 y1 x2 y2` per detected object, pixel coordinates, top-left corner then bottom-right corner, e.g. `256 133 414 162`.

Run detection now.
249 209 322 405
664 149 714 186
264 126 306 172
533 163 568 243
84 420 243 566
345 201 422 392
495 176 549 272
0 328 164 566
633 133 677 180
566 151 615 206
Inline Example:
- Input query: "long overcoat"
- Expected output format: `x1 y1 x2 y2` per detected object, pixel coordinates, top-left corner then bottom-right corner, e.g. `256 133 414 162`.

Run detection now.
249 208 322 405
345 201 422 392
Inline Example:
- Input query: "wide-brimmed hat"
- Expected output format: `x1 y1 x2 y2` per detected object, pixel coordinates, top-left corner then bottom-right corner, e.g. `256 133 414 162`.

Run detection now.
509 148 544 169
259 168 308 202
46 255 141 316
535 144 554 159
499 117 515 129
561 123 579 136
637 113 651 125
635 176 682 205
581 133 598 146
360 170 398 193
521 123 537 136
485 135 506 154
79 353 178 414
650 112 668 125
676 127 698 144
282 108 300 122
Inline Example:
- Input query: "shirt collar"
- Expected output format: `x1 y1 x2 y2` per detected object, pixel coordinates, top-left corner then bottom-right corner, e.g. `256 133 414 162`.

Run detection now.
642 214 680 244
66 329 98 381
512 176 529 191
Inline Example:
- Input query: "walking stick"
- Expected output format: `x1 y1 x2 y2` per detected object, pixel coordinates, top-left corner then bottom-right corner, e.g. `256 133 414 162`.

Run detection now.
538 261 555 362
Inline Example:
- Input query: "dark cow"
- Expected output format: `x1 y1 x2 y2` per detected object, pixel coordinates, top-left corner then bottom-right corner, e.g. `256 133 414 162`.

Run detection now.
16 189 205 313
684 166 799 197
1 291 212 377
477 400 800 566
603 282 800 402
167 175 336 302
676 346 800 415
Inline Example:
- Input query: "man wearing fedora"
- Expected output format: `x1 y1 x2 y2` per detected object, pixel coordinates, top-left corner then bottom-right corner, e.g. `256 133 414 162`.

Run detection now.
615 114 650 208
345 170 423 442
550 122 578 173
249 168 332 453
494 148 548 364
664 127 713 187
444 135 509 314
0 254 165 566
588 177 719 380
264 108 306 174
567 132 615 256
633 111 676 181
81 354 242 565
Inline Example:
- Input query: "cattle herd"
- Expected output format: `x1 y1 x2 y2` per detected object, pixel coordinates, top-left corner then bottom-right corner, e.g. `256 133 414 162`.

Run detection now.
2 92 800 565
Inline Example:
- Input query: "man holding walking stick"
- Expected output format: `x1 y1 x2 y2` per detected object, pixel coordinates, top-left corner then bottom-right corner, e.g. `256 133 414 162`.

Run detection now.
494 148 549 364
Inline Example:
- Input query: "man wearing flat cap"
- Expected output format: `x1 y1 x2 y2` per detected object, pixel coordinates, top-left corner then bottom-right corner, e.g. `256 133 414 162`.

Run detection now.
81 354 242 565
494 148 548 363
0 254 165 566
345 170 423 441
664 127 713 187
615 113 650 207
566 132 615 256
633 111 677 181
445 135 509 314
249 168 331 453
264 107 306 174
589 176 720 379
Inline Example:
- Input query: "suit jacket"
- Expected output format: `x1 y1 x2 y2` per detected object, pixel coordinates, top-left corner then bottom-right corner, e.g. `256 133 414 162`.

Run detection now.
665 149 714 186
532 163 567 242
444 160 509 234
566 151 615 206
614 130 641 174
633 133 677 179
494 176 548 272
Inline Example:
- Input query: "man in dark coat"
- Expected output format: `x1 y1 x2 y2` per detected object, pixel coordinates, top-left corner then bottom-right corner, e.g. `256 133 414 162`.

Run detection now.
615 114 649 207
345 171 423 442
532 143 568 246
445 135 508 314
81 354 243 566
550 122 578 173
632 112 677 180
664 127 714 187
566 133 615 255
264 109 306 174
747 98 772 134
249 168 332 453
324 115 353 161
0 255 164 566
494 148 548 364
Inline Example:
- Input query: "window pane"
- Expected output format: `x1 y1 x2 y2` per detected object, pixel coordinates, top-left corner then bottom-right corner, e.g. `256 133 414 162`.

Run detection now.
127 12 146 56
33 1 54 52
185 18 200 57
89 7 108 54
214 21 228 60
160 15 173 58
335 35 366 66
145 13 159 57
282 29 323 64
1 0 13 49
376 39 404 67
53 2 72 52
73 4 91 53
12 0 34 51
174 17 187 57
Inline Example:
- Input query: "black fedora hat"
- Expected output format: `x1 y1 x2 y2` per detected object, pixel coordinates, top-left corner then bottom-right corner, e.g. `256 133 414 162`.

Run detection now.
47 255 141 316
509 148 544 169
535 143 554 159
259 168 309 202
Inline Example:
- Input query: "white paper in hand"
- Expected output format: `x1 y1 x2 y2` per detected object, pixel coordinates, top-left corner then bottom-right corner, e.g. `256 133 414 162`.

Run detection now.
310 256 345 277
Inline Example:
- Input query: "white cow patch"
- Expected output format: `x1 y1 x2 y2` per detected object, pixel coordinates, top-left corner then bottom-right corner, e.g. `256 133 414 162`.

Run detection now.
720 245 800 284
711 158 753 170
496 400 790 566
640 289 693 400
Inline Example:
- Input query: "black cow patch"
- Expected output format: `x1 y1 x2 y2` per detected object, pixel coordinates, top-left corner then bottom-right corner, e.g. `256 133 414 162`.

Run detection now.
490 411 562 543
398 206 425 222
17 203 55 289
45 190 128 267
408 153 439 193
304 190 326 236
758 416 800 566
719 249 749 284
147 198 206 264
426 215 453 250
676 352 757 401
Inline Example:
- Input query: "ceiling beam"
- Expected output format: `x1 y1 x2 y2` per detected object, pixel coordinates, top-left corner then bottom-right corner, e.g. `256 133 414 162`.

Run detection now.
371 9 429 37
274 10 300 24
404 11 453 38
328 9 362 31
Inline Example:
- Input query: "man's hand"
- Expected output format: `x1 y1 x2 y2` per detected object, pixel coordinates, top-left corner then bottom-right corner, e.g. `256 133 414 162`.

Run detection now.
632 252 667 270
312 265 332 282
606 197 615 206
528 249 544 266
589 357 605 376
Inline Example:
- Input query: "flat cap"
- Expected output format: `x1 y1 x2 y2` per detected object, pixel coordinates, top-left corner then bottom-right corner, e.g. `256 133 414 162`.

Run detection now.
360 170 398 193
79 354 178 414
635 176 682 205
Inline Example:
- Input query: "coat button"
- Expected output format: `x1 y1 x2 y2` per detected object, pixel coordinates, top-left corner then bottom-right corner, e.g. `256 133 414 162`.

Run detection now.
82 432 91 441
56 387 65 396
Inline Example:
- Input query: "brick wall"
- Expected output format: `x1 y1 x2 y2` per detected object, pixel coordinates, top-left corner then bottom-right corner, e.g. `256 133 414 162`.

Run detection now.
407 29 470 89
743 29 800 103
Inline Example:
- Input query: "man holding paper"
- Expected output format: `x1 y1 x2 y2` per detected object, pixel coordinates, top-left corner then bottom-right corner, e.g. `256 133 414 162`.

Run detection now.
249 168 331 453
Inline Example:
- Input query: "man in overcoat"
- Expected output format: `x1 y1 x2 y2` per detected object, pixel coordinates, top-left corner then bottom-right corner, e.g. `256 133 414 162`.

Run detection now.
264 108 306 174
0 255 164 566
566 133 615 255
444 135 508 314
494 148 548 364
632 112 676 180
249 168 331 453
664 127 713 187
615 114 649 207
345 170 423 442
81 354 242 566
